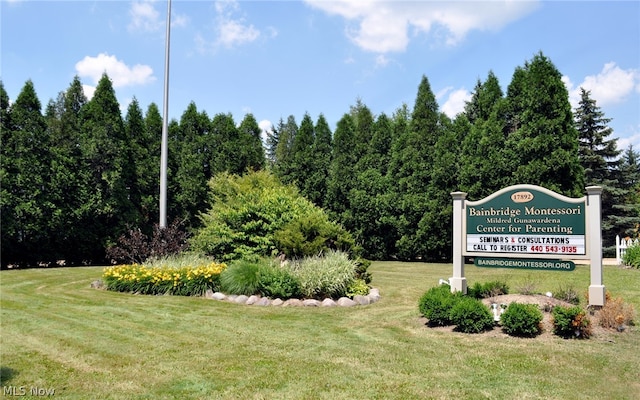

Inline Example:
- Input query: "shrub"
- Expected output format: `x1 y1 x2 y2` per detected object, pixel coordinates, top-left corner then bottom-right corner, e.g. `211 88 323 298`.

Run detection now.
468 281 509 299
106 219 189 264
190 171 357 262
450 297 495 333
273 211 356 259
598 296 636 330
291 251 357 299
102 259 226 296
219 259 264 295
553 284 581 305
346 279 370 298
622 244 640 268
552 305 592 339
418 285 461 326
257 264 301 299
501 303 543 337
353 257 372 284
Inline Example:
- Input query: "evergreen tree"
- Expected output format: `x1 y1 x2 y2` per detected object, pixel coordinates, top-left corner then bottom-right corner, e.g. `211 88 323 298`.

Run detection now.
172 103 212 229
142 103 163 226
307 114 332 207
574 88 623 251
388 75 442 259
612 145 640 239
350 112 397 259
290 112 316 199
0 80 54 264
325 113 357 226
459 72 510 199
504 52 584 197
272 115 298 184
78 73 134 261
236 113 266 173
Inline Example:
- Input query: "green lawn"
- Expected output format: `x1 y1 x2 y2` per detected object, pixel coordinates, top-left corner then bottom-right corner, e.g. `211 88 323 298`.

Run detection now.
1 262 639 399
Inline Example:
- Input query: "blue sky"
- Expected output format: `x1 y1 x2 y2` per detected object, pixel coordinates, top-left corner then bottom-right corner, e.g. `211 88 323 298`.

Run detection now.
2 0 639 152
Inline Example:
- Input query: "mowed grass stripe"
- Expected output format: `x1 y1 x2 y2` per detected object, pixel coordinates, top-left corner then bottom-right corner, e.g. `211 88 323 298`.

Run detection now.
1 263 639 399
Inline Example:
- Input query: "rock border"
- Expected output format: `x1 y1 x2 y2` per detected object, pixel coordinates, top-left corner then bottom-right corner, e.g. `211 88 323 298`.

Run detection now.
204 288 381 307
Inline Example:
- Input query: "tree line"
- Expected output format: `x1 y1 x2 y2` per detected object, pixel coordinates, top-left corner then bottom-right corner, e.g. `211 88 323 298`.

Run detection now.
1 52 638 266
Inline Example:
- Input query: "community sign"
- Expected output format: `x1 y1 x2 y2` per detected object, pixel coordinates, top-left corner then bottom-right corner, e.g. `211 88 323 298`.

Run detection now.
464 185 586 258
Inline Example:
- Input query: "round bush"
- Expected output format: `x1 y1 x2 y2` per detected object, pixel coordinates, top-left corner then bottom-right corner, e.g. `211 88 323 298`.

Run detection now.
418 285 461 326
257 265 300 299
552 305 592 339
501 303 543 337
450 297 495 333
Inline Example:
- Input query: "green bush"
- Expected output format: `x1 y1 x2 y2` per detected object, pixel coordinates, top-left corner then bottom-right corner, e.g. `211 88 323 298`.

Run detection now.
468 280 509 299
552 305 592 339
190 171 357 262
257 264 301 299
273 211 356 259
219 259 264 295
500 303 543 337
291 251 357 299
418 285 461 326
622 244 640 269
346 279 370 298
450 297 495 333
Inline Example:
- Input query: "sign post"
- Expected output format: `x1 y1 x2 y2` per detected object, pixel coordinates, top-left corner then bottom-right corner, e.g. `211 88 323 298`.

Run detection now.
451 184 605 307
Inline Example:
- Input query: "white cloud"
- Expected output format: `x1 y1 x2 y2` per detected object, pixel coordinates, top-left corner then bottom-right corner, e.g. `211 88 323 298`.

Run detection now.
617 130 640 152
436 86 471 118
304 0 539 53
128 0 188 32
75 53 156 88
195 0 262 52
259 119 273 145
565 62 639 109
82 84 96 101
128 0 162 32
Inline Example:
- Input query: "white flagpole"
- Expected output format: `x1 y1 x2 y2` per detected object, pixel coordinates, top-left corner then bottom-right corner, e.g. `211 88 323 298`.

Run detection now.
159 0 171 228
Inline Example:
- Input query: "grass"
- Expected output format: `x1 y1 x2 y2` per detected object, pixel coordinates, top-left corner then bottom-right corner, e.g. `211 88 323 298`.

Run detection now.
1 262 639 399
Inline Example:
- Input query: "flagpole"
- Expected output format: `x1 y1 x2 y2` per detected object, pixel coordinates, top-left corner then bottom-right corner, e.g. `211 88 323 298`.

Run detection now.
159 0 171 228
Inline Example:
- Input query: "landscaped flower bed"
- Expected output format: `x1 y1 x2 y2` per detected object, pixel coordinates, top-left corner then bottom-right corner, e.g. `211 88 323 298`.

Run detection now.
103 262 227 296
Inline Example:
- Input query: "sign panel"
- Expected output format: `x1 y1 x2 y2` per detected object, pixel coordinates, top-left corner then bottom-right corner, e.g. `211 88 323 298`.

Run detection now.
465 186 586 257
475 257 576 271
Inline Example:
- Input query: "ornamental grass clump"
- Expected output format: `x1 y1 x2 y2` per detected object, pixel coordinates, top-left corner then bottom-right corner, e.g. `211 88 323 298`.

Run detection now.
291 250 357 299
103 258 226 296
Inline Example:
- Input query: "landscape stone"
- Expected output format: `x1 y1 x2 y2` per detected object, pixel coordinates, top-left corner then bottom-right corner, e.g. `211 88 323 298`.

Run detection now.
303 299 321 307
255 297 270 306
234 295 249 304
337 297 357 307
205 289 215 299
271 298 284 306
212 292 227 301
283 299 303 307
246 295 260 305
321 298 337 307
353 295 370 305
